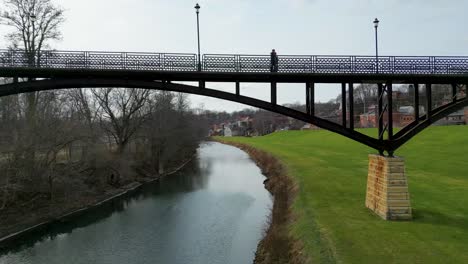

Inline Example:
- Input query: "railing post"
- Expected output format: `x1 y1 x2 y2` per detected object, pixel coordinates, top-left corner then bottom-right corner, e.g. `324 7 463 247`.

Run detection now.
390 56 394 74
200 54 204 72
10 50 14 67
312 56 316 73
122 52 126 70
431 56 435 74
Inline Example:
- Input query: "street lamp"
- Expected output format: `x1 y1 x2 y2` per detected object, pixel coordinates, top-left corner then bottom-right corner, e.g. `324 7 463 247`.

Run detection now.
373 18 379 73
29 13 37 67
195 3 201 71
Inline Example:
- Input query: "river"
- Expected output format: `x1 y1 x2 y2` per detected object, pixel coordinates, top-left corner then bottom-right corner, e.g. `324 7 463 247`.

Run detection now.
0 142 272 264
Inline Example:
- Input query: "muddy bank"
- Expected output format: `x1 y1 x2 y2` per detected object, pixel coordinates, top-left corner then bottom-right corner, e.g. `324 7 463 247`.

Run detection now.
216 140 306 264
0 154 195 249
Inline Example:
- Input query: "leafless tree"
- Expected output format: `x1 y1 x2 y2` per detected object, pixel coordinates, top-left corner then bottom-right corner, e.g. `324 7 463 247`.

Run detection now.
0 0 65 55
92 88 151 155
0 0 65 166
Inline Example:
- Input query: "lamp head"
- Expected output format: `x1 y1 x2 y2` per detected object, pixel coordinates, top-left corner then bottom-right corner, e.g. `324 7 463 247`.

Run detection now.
373 18 379 28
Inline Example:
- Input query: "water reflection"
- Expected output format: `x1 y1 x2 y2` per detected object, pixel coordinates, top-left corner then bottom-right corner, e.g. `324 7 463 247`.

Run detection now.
0 142 272 264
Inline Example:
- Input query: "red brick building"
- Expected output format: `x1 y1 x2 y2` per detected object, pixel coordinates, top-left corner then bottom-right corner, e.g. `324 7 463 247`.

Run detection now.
359 106 416 128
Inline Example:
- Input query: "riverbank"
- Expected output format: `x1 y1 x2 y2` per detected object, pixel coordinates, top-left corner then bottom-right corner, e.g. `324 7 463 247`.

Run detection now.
0 153 196 249
215 139 306 264
218 126 468 263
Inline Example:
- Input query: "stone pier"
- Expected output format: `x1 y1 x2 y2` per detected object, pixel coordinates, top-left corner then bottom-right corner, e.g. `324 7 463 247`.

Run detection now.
365 154 412 220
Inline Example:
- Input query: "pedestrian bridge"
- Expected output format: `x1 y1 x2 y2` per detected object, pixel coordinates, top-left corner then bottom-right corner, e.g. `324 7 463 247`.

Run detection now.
2 50 468 74
0 49 467 155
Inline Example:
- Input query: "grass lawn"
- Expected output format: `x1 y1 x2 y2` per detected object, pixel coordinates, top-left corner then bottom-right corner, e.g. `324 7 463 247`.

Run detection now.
219 126 468 264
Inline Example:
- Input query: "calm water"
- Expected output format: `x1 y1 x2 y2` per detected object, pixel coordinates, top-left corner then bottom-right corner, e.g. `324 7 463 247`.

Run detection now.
0 142 272 264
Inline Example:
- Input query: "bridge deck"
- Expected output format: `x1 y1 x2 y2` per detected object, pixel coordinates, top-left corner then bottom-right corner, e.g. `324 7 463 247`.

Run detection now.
2 67 468 84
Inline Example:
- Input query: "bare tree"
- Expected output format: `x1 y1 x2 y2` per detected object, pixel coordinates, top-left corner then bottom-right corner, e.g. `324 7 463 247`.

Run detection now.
92 88 151 154
0 0 65 55
0 0 65 167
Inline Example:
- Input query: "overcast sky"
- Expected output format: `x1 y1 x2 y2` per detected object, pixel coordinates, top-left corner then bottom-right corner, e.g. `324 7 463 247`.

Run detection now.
1 0 467 112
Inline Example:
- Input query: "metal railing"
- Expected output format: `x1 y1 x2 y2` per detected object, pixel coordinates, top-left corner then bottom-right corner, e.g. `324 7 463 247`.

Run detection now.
1 49 468 74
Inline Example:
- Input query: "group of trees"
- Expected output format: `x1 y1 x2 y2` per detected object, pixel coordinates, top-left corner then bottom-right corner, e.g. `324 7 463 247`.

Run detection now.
0 83 207 210
0 0 208 211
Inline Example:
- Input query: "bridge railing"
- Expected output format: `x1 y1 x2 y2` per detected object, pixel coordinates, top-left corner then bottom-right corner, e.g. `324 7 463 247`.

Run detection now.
203 54 468 74
0 50 198 72
1 49 468 74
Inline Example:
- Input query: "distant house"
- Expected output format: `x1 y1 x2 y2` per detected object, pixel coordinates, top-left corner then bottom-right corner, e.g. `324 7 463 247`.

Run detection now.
231 116 253 136
223 126 233 137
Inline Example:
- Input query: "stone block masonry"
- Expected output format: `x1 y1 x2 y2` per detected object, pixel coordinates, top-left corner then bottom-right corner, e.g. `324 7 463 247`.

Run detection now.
366 154 412 220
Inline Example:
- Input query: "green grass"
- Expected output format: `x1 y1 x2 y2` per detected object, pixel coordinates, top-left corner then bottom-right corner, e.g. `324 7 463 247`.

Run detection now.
219 126 468 264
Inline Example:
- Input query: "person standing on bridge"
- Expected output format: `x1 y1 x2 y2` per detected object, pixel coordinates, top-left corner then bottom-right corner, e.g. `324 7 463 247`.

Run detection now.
270 49 279 72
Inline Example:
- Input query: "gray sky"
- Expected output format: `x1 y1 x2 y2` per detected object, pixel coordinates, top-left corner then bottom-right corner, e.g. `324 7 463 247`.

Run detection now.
1 0 467 112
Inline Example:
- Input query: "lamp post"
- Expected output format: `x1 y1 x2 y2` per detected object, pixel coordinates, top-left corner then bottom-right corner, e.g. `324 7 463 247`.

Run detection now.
195 3 201 71
373 18 379 74
30 13 37 67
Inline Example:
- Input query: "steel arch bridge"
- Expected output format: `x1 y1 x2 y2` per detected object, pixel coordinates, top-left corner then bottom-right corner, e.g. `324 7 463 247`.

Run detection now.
1 49 468 156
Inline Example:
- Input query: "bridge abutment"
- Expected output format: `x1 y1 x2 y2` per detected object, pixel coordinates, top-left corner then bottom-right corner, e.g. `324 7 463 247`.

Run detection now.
365 154 412 220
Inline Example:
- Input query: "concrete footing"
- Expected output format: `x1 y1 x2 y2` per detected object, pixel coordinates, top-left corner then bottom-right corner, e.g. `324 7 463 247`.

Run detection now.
365 154 412 220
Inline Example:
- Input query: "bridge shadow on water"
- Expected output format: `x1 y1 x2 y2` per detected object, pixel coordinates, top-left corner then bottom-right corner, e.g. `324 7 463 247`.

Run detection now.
0 153 212 255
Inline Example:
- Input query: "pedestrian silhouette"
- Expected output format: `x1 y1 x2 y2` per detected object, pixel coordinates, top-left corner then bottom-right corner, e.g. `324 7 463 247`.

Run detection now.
270 49 278 72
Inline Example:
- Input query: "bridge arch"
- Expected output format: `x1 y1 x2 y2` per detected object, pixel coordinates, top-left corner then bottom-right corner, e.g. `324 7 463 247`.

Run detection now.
1 77 467 154
0 78 384 151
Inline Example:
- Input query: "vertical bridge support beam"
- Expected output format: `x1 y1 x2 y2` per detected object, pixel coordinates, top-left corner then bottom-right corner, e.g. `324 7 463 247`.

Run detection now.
342 83 347 127
199 81 205 89
377 83 384 143
306 82 314 116
387 82 393 143
414 83 419 121
271 82 277 105
366 154 412 220
349 82 354 130
426 83 432 121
